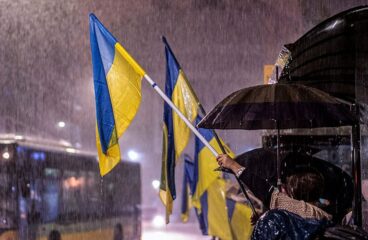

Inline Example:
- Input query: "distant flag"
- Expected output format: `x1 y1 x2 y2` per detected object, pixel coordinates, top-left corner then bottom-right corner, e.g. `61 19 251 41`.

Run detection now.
192 117 234 208
227 198 253 240
159 37 199 222
192 117 234 239
181 156 194 222
183 152 253 239
179 120 252 239
89 14 145 176
181 156 211 235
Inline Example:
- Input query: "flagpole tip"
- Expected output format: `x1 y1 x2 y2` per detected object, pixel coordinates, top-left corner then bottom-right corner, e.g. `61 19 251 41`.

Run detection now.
89 13 97 21
162 36 167 44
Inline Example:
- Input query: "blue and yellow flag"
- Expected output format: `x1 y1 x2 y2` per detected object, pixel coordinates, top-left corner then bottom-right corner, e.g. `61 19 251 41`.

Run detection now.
192 117 234 208
184 152 253 239
227 198 253 240
181 118 252 239
160 37 199 222
192 117 234 239
181 156 210 235
89 14 145 176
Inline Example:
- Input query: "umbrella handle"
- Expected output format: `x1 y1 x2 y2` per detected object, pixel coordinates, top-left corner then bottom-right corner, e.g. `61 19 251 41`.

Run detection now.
236 177 259 219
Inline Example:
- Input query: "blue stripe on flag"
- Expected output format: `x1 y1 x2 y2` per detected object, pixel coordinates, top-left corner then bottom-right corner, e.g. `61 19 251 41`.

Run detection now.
89 14 116 153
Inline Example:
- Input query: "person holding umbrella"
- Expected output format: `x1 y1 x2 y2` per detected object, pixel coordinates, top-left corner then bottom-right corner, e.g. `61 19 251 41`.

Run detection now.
217 153 335 239
216 153 332 221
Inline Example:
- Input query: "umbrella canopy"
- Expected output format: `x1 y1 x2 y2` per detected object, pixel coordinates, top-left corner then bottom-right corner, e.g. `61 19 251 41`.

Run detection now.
234 148 277 206
235 148 353 222
197 83 356 130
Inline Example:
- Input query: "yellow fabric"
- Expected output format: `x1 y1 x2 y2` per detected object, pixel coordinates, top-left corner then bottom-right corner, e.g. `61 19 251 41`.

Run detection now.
172 70 199 160
230 202 253 240
192 137 234 209
98 42 144 176
159 124 173 223
96 126 121 176
207 180 233 240
159 188 173 224
107 43 143 138
114 43 145 76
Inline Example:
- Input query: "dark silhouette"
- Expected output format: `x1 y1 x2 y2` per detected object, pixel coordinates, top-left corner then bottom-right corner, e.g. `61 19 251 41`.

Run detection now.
113 223 123 240
48 230 61 240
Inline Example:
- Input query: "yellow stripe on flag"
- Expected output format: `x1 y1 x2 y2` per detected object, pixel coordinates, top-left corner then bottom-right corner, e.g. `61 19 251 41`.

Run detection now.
96 126 121 176
106 43 144 138
193 137 234 209
230 203 253 240
207 179 233 240
172 70 199 159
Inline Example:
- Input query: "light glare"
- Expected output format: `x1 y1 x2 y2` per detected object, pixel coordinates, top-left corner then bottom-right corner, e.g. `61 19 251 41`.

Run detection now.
2 152 9 159
128 150 139 161
57 121 66 128
66 148 76 153
152 215 165 228
152 180 160 190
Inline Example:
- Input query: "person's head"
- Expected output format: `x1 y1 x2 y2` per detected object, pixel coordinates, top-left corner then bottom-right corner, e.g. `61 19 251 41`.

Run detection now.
48 230 61 240
113 223 123 240
285 167 324 203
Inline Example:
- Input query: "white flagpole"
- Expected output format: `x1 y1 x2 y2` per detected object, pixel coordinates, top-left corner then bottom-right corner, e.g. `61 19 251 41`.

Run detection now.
143 74 219 157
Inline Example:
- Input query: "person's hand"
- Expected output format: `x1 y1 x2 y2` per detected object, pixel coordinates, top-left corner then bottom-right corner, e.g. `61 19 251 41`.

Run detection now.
216 154 242 173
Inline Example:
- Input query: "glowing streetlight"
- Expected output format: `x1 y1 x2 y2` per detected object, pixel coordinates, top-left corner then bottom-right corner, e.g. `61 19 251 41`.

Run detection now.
152 180 160 190
128 150 139 161
57 121 66 128
2 152 9 160
152 215 165 228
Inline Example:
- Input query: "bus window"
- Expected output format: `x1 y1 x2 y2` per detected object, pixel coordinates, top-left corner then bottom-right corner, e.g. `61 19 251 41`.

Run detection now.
60 170 84 221
41 168 61 222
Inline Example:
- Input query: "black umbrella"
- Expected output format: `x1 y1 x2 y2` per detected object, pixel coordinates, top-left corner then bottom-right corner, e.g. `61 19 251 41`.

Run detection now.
235 148 353 222
234 148 277 206
198 83 357 186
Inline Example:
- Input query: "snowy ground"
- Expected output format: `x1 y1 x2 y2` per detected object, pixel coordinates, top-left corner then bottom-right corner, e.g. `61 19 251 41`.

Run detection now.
142 220 211 240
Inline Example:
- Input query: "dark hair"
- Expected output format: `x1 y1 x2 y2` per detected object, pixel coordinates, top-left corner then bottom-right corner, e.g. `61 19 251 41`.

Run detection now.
48 230 61 240
113 223 123 240
286 167 324 202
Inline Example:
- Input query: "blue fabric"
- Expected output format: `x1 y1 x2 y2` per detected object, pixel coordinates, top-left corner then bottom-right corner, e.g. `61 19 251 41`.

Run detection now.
162 37 180 200
199 191 209 235
226 198 236 220
251 209 330 240
182 157 208 235
163 36 180 89
181 158 194 216
89 13 117 153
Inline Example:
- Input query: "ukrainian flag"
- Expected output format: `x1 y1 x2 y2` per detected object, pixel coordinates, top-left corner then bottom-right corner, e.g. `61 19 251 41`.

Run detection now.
192 117 235 239
181 157 210 235
183 154 252 239
160 37 199 222
89 14 145 176
192 117 234 208
227 198 253 240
